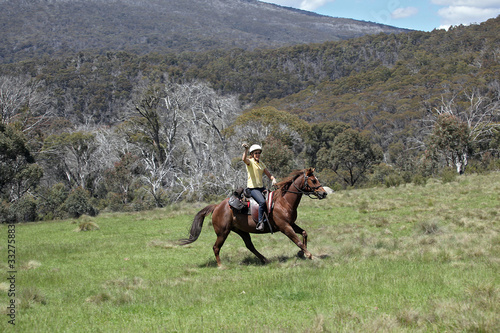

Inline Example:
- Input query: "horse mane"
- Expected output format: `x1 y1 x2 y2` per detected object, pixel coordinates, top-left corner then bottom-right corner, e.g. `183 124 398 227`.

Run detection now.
275 168 314 197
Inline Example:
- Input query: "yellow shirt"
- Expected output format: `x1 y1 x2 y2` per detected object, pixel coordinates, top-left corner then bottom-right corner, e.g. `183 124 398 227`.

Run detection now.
246 158 266 188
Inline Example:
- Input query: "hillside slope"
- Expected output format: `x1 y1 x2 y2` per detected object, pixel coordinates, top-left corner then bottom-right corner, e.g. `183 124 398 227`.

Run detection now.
0 0 409 63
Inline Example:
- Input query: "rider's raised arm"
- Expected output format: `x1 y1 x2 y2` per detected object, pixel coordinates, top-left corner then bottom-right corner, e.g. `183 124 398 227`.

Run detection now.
242 143 250 165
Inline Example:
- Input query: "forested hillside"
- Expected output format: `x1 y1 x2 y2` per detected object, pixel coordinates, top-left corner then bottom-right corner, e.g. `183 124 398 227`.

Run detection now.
265 18 500 154
1 13 499 222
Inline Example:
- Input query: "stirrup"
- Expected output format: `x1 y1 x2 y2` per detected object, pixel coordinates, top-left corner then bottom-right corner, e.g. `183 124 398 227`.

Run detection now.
256 222 264 231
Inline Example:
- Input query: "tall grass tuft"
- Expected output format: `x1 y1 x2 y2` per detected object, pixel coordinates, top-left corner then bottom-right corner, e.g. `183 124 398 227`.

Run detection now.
85 292 112 305
19 287 47 309
418 218 441 235
77 221 100 231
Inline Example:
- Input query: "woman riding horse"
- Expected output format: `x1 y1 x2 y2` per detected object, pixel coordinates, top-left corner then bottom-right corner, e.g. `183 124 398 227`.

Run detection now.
241 143 277 231
180 168 328 267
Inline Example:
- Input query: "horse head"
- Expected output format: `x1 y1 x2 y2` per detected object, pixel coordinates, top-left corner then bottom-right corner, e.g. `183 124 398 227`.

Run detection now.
276 168 328 199
302 168 328 199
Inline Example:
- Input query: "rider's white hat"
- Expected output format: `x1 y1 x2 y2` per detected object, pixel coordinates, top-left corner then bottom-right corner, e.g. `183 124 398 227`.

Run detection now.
249 144 262 154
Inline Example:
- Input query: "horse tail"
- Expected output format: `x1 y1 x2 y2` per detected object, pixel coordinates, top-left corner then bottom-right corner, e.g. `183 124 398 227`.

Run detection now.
179 204 217 245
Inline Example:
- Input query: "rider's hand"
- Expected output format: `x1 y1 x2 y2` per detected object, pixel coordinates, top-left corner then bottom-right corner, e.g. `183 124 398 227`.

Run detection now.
271 177 277 186
242 143 249 149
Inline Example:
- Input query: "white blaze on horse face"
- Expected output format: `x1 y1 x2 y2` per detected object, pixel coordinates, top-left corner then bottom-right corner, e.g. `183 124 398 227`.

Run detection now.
309 175 327 199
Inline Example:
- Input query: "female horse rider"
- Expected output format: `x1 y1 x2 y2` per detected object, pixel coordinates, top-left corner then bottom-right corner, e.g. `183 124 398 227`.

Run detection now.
242 143 277 231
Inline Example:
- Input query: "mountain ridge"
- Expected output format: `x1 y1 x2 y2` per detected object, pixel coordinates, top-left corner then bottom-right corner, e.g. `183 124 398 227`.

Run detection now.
0 0 410 63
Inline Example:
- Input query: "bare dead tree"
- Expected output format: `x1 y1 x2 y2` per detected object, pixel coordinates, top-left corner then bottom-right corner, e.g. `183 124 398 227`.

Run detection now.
140 151 177 207
124 78 244 202
429 87 500 173
0 75 53 135
168 80 242 198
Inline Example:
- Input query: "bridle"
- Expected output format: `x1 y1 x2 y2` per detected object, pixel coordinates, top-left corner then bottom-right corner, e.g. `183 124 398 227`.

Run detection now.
283 171 324 199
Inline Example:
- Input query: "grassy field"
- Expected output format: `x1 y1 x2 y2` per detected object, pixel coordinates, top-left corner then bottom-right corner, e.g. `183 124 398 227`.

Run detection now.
1 172 499 332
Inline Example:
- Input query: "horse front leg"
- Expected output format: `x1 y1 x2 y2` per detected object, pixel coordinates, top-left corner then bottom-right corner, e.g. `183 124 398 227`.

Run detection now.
281 225 313 260
292 223 307 247
291 224 308 258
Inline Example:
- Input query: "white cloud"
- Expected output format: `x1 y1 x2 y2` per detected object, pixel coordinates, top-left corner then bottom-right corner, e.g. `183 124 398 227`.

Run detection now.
432 0 500 29
439 5 500 21
432 0 500 7
300 0 332 11
391 7 419 19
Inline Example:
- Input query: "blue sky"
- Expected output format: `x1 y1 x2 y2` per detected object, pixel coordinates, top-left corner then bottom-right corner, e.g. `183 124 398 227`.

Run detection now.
261 0 500 31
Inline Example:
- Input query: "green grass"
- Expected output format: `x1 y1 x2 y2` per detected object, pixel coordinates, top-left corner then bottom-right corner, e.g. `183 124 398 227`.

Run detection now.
1 172 500 332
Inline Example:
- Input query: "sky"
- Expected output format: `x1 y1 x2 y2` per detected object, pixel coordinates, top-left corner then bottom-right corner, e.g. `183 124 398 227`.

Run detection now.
260 0 500 31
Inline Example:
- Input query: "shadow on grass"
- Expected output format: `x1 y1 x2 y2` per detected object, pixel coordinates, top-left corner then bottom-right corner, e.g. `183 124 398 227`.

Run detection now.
277 253 331 261
198 260 219 268
198 252 331 268
198 256 266 268
240 256 267 266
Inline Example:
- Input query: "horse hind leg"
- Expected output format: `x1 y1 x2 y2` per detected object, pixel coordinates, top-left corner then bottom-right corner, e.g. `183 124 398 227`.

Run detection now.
233 229 269 264
211 202 234 268
213 231 230 268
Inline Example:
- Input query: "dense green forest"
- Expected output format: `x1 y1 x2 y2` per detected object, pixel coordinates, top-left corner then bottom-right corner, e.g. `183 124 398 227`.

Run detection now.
1 17 499 223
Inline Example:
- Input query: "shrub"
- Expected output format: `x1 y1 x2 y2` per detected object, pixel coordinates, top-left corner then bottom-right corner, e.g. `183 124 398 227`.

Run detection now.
384 174 404 188
11 195 38 222
36 183 68 220
400 171 413 184
131 188 156 211
317 169 344 191
412 174 428 186
106 192 126 212
0 200 14 223
64 187 98 218
368 163 404 188
440 167 457 183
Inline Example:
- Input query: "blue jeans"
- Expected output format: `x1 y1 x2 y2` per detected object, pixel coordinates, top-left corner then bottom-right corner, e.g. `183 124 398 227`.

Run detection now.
250 188 266 223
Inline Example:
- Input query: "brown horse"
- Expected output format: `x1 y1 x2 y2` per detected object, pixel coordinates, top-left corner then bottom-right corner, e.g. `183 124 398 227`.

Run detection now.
179 168 328 267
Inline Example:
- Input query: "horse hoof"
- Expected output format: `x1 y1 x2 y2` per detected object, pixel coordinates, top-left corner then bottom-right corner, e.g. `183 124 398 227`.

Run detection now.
297 250 305 258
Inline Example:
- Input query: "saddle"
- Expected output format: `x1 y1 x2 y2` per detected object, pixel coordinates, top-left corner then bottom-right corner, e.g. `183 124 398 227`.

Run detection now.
228 188 274 223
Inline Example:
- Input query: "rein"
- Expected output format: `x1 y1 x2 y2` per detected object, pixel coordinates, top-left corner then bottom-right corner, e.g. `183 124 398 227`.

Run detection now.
282 171 323 199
